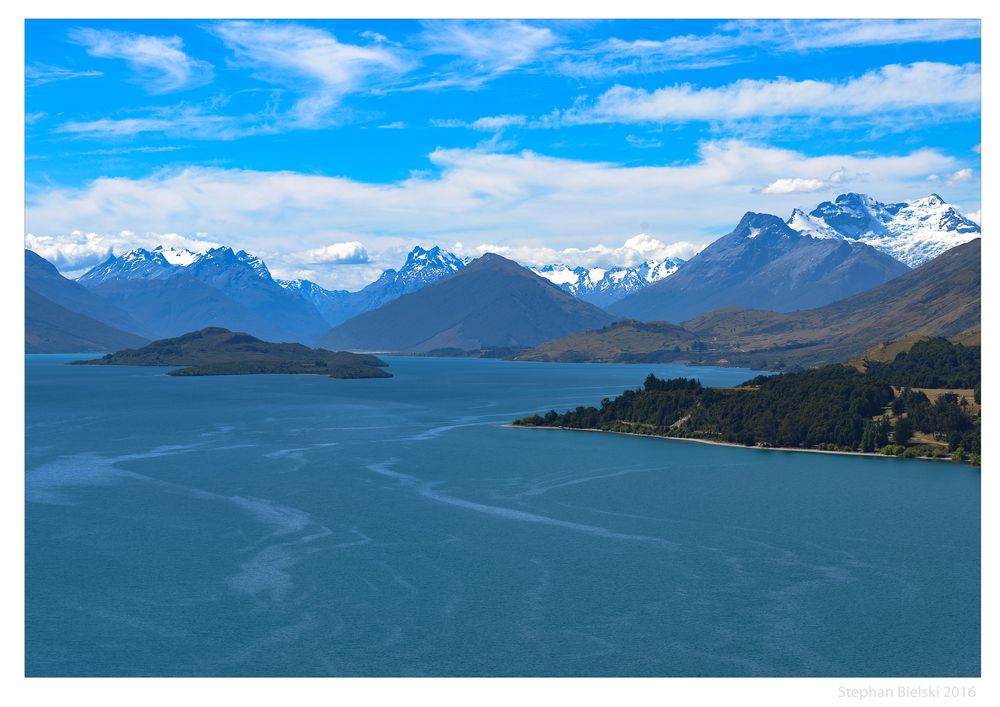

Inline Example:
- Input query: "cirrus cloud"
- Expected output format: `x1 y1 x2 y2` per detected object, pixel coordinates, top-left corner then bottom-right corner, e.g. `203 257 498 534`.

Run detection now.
68 27 213 93
555 62 980 126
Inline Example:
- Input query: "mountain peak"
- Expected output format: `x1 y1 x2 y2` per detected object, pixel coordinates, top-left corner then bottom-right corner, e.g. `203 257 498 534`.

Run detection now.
733 212 797 241
792 192 979 267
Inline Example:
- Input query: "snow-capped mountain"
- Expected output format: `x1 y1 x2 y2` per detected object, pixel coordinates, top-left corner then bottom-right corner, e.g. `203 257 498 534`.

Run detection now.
531 258 685 307
611 211 910 323
279 245 465 326
787 193 980 267
78 245 274 286
77 245 329 343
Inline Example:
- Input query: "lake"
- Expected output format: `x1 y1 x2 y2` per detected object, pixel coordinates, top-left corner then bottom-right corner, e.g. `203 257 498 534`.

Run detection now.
25 354 980 676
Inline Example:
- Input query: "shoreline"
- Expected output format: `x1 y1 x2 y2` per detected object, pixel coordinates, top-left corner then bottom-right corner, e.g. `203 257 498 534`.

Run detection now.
501 424 964 464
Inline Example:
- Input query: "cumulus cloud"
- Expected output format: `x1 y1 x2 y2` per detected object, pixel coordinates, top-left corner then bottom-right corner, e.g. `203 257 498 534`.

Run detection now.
294 241 369 265
451 234 704 269
964 210 981 226
25 141 978 288
927 168 975 186
68 27 212 93
555 62 980 125
760 167 848 195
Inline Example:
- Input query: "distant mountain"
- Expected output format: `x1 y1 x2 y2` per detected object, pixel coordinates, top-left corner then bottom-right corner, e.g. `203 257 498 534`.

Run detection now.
26 249 146 337
788 193 980 267
610 212 909 323
685 237 980 368
73 327 391 379
319 253 619 352
78 246 328 343
26 287 147 353
530 258 685 307
516 238 980 370
279 245 464 326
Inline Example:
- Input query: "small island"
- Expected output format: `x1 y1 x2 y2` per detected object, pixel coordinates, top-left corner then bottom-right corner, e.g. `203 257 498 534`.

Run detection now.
513 338 980 464
71 327 392 379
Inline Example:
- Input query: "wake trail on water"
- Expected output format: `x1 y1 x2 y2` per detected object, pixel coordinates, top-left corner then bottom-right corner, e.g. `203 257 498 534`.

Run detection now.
367 460 678 549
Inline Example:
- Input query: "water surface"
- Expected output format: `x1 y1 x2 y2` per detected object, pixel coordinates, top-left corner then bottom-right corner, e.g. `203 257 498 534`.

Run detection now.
25 355 980 676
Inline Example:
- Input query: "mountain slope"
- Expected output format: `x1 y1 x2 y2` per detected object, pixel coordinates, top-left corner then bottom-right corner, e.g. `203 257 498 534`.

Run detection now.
26 250 146 336
788 192 980 267
530 258 685 307
319 253 619 352
516 320 702 362
610 212 909 323
685 237 981 367
26 287 148 353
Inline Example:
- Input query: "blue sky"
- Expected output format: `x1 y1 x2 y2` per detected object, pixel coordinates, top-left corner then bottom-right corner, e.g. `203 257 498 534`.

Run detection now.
25 19 981 289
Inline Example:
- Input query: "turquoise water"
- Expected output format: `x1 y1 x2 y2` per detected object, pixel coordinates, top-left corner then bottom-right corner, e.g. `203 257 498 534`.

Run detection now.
25 355 980 676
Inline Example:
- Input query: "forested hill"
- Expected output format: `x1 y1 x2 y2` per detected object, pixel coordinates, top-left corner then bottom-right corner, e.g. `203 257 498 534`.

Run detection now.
514 338 980 463
863 337 980 389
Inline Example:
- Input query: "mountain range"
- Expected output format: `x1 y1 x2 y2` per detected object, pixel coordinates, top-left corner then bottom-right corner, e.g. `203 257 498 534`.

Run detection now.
529 259 685 307
319 253 619 352
78 246 330 343
523 237 979 369
25 191 979 360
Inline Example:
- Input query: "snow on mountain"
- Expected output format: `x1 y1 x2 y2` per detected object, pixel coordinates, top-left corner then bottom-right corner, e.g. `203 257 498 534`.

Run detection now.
78 248 177 285
531 258 685 307
78 245 276 287
787 193 980 267
153 245 201 266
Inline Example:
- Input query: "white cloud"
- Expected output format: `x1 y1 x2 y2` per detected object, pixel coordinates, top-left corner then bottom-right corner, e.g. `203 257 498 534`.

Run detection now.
557 62 980 125
413 20 559 89
295 241 369 265
927 168 975 186
25 63 102 86
770 19 980 50
68 27 212 93
378 121 407 129
760 167 848 195
209 21 410 128
451 234 705 269
557 20 980 78
432 114 527 131
25 141 977 288
57 107 245 140
470 114 526 131
625 134 664 149
964 210 981 226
